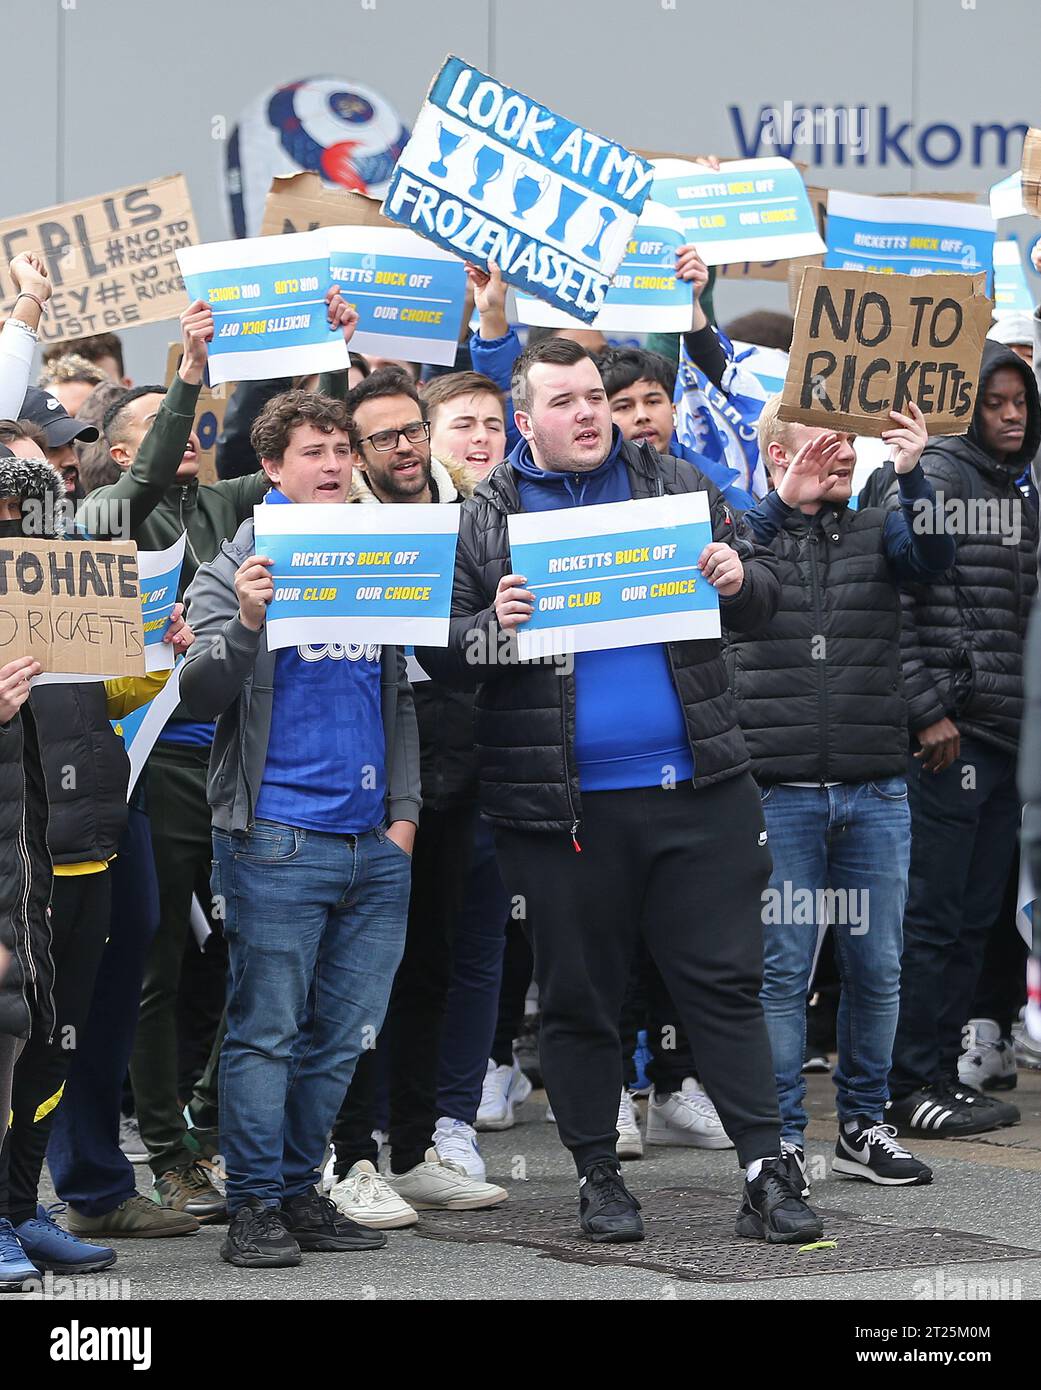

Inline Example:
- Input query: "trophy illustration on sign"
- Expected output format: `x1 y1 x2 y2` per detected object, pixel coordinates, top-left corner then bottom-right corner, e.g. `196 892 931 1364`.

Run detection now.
546 184 588 242
583 206 618 260
429 121 469 178
511 163 550 220
469 145 505 200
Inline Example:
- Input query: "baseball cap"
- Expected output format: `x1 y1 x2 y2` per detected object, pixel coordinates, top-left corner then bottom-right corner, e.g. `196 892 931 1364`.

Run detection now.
18 385 100 447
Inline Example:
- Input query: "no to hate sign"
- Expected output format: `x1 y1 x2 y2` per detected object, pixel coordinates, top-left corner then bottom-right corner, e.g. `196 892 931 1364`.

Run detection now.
779 267 991 437
0 539 145 680
381 55 653 324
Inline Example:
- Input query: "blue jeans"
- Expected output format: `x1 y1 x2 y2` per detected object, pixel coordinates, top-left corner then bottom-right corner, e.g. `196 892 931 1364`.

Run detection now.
758 780 910 1144
213 820 411 1212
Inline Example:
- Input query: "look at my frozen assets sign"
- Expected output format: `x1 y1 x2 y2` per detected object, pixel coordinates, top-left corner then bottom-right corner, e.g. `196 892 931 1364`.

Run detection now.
253 504 461 649
326 226 467 366
507 493 718 660
381 55 653 324
176 231 346 385
825 191 996 293
650 157 824 266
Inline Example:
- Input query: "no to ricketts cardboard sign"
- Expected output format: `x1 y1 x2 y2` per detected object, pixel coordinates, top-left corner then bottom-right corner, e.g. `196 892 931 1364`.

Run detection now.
0 539 145 680
778 267 991 438
0 176 198 345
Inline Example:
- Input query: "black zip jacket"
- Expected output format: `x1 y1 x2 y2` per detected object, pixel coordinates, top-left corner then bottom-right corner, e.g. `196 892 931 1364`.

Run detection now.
417 440 780 833
0 704 55 1040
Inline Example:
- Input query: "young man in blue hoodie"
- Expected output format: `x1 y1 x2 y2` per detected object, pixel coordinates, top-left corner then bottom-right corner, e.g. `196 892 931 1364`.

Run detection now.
419 337 822 1247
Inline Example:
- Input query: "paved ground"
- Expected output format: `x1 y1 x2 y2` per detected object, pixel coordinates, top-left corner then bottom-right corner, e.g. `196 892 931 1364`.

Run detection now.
25 1068 1041 1301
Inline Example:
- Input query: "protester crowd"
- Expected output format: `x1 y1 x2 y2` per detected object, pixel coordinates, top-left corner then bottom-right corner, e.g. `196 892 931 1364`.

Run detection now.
0 203 1040 1283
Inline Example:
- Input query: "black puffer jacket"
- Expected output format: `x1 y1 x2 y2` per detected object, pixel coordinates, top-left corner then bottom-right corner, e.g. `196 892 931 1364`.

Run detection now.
0 703 55 1041
880 341 1040 751
418 441 780 833
726 503 908 783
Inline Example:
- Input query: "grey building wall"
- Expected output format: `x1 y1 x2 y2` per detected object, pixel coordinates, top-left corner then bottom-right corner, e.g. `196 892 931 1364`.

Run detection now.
3 0 1039 378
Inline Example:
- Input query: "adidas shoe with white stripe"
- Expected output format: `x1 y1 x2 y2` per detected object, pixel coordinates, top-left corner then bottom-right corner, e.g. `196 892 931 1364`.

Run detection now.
886 1084 1003 1137
832 1122 932 1185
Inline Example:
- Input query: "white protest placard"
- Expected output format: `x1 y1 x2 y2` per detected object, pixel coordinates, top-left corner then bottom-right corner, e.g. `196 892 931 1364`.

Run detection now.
176 231 347 385
991 172 1025 222
325 226 467 365
253 503 461 649
381 54 653 325
139 533 186 673
650 156 824 267
993 240 1034 316
514 202 692 333
111 661 184 797
507 493 718 660
824 190 996 288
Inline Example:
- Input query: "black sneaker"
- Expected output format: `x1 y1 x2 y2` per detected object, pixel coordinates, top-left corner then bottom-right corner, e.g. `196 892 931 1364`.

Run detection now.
735 1158 824 1244
941 1079 1020 1128
887 1083 1010 1137
833 1121 933 1186
578 1160 644 1243
281 1188 387 1252
780 1141 810 1197
221 1197 301 1268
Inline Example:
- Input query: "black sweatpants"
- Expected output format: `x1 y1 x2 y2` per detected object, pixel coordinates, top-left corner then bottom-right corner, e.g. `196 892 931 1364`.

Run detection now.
494 775 781 1174
0 871 112 1224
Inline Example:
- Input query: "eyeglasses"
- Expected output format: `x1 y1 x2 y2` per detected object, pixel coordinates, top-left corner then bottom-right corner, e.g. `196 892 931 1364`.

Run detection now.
357 420 430 452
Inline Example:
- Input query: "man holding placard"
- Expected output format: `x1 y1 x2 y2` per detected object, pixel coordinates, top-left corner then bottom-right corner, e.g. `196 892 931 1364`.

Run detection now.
733 396 953 1189
419 337 824 1246
180 388 420 1269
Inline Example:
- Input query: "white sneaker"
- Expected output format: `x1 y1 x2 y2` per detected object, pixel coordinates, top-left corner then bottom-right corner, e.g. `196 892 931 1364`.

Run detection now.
433 1117 486 1179
118 1114 148 1164
615 1088 644 1160
1012 1018 1041 1070
646 1077 734 1149
330 1160 418 1229
544 1099 556 1123
385 1148 508 1210
958 1018 1017 1091
475 1058 533 1131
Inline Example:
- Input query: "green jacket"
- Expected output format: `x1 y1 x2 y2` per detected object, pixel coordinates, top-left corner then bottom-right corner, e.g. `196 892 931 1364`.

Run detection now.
79 376 270 598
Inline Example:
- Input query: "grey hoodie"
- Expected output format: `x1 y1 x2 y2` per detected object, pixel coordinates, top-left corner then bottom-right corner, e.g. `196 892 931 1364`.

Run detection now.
178 515 421 834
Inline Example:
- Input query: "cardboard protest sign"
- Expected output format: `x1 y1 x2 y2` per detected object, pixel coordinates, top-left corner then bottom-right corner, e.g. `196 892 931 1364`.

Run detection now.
138 534 186 672
164 343 229 487
650 157 824 268
993 240 1034 316
514 203 691 332
253 503 461 649
825 191 996 292
176 232 347 386
0 176 198 346
1022 128 1041 218
381 54 652 324
779 267 991 438
0 539 145 680
507 493 718 660
326 226 467 366
260 173 397 236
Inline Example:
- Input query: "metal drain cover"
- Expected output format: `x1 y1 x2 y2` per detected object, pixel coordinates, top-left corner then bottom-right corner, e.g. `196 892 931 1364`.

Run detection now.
413 1186 1041 1283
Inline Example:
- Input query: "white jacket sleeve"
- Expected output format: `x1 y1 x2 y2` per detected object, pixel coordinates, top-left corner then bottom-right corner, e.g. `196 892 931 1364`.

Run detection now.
0 319 36 420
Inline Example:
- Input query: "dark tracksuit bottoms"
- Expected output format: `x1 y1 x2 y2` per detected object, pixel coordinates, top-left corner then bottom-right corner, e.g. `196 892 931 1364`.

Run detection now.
493 775 782 1175
0 872 112 1224
48 806 161 1215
